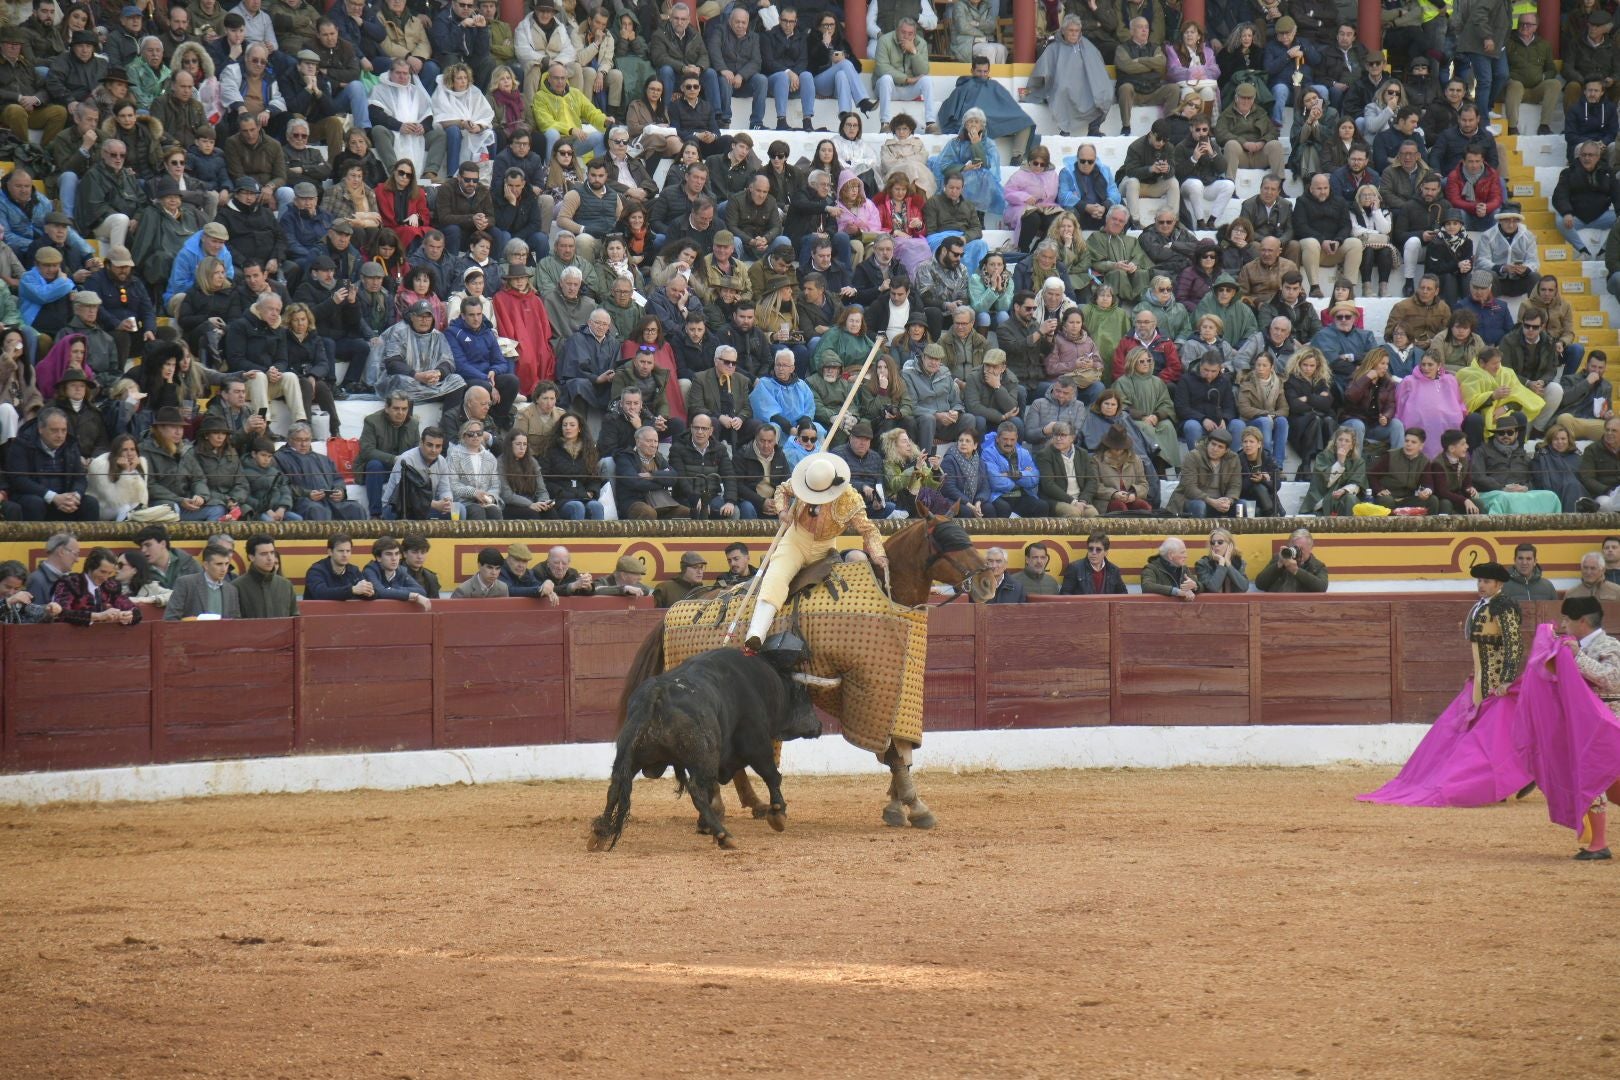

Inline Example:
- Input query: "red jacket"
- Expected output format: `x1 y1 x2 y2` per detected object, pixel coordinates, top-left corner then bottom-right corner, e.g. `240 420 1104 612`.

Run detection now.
375 181 433 250
51 573 142 626
1111 332 1183 383
874 192 927 237
1443 163 1504 218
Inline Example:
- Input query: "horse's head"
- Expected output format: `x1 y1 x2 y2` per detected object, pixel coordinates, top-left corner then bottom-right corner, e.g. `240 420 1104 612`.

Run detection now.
883 502 985 605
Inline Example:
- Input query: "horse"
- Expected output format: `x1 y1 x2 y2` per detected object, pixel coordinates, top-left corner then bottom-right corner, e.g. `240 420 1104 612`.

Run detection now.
616 505 988 831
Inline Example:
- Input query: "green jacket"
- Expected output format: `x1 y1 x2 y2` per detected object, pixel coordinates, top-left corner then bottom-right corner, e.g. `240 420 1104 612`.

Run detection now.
232 566 300 619
242 455 295 515
1192 291 1259 348
152 547 202 591
192 443 249 508
1506 33 1556 89
1166 441 1240 513
1115 370 1175 423
1213 103 1277 148
358 407 420 470
815 328 875 371
139 433 212 506
874 31 930 85
1134 295 1192 342
1302 449 1369 513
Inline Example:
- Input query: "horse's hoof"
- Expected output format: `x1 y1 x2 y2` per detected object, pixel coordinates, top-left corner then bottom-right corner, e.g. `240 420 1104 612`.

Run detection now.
882 805 907 828
586 833 609 852
716 832 738 850
908 809 938 830
751 805 770 819
767 809 787 833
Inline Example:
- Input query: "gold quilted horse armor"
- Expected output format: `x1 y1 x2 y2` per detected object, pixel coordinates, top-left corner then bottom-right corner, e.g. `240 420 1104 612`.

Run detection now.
663 561 929 754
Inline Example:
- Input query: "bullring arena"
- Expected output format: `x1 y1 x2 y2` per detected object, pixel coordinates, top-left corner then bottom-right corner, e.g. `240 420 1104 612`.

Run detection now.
3 517 1620 1079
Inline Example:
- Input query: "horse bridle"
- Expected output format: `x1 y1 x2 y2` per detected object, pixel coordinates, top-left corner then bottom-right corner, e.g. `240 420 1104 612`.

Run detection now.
924 520 986 603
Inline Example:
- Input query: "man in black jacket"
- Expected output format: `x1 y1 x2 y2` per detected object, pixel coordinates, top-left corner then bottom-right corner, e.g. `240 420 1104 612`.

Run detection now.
4 407 99 521
785 168 852 267
669 412 751 518
1118 122 1178 228
1552 141 1617 257
761 9 817 131
1394 174 1447 295
217 177 284 277
1294 172 1363 297
1060 532 1129 594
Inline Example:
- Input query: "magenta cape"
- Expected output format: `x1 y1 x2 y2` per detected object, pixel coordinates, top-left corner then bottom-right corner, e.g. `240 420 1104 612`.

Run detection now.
1360 624 1620 834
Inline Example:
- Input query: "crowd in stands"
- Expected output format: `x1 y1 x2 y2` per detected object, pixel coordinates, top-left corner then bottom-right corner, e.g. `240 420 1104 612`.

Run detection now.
13 522 1620 622
0 0 1615 523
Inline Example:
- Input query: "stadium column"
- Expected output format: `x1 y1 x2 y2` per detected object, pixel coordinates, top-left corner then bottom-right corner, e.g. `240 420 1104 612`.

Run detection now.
1182 0 1205 32
1357 0 1383 52
847 0 869 60
1014 0 1037 62
501 0 523 31
1540 0 1561 54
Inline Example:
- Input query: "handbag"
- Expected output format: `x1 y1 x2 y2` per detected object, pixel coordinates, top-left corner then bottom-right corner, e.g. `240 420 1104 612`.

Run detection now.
326 436 360 482
128 504 180 523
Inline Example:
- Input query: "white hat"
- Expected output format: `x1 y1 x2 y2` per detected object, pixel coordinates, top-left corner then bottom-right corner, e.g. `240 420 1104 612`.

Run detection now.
790 451 851 505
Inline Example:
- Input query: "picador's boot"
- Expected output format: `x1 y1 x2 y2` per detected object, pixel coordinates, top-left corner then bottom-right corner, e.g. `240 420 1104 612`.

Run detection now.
743 600 777 655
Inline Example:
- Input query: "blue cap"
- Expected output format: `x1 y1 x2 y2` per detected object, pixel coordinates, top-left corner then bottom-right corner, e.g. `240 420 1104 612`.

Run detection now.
121 5 144 17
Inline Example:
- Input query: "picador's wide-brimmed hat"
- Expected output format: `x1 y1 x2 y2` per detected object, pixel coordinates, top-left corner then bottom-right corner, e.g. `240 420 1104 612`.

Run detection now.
791 451 852 505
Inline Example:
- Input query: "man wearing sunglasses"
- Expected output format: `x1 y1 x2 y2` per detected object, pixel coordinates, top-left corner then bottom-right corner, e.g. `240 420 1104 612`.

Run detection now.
1060 534 1129 595
81 244 155 366
1057 145 1117 231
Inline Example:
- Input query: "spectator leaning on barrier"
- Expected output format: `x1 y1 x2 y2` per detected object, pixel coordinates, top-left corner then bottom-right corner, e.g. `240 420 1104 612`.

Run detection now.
25 532 81 603
453 547 511 599
1061 533 1129 595
401 535 441 598
1014 542 1061 596
653 550 708 608
535 544 595 600
233 534 298 618
363 535 431 609
303 532 375 601
0 558 61 623
165 541 241 620
1254 528 1332 592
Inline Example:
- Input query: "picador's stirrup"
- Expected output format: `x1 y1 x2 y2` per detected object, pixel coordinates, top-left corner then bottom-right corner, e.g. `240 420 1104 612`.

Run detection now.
759 629 809 671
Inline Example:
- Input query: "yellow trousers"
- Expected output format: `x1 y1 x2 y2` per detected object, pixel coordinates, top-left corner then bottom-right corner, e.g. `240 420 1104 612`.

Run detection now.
758 527 836 611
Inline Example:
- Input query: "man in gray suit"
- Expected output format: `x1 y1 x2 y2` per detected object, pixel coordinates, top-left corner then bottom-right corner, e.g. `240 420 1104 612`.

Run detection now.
164 542 241 620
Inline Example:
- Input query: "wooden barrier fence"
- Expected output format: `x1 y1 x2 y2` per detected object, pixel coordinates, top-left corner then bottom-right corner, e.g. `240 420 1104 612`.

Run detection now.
0 594 1584 775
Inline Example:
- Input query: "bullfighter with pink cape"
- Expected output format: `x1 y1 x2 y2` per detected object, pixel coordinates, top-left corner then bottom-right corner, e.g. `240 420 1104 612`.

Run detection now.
1361 618 1620 856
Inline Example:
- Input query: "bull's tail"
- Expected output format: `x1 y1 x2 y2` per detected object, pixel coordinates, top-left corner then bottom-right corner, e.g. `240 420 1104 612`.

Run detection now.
587 759 636 852
616 616 667 733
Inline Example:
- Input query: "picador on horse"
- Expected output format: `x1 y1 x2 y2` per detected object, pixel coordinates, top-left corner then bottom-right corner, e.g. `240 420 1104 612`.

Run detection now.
614 448 988 838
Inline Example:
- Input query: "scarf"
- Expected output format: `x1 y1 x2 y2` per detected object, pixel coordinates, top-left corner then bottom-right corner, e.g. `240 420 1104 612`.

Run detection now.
1460 163 1485 203
491 87 525 131
1441 227 1467 256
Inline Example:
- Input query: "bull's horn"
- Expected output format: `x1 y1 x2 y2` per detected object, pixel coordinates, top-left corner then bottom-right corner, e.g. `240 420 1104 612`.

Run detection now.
792 673 842 689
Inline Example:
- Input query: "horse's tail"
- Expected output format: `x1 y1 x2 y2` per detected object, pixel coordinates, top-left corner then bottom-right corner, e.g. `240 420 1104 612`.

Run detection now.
616 615 667 733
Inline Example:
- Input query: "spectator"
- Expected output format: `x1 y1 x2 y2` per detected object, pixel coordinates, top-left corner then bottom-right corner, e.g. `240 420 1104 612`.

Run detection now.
1115 16 1179 133
363 535 431 609
1533 425 1586 511
1432 426 1485 513
139 406 221 521
447 416 503 519
452 547 510 599
164 541 240 619
5 406 98 521
1566 77 1617 165
1060 533 1127 594
302 532 373 601
716 542 755 588
400 535 441 598
1141 536 1198 600
24 532 82 603
52 545 140 625
357 394 419 515
1034 420 1098 518
381 426 459 519
614 423 686 519
374 300 469 408
1501 542 1559 602
593 554 651 598
1553 142 1614 258
1371 428 1442 513
1295 172 1363 298
1301 424 1367 515
653 551 708 608
1566 551 1620 600
1088 206 1152 303
1471 412 1562 514
1168 427 1241 517
1445 148 1505 231
981 421 1047 517
275 421 365 521
542 411 606 519
1174 354 1244 450
1024 15 1110 138
0 558 60 624
735 422 790 519
1253 528 1331 592
964 546 1025 604
874 18 935 131
534 544 595 601
228 534 296 618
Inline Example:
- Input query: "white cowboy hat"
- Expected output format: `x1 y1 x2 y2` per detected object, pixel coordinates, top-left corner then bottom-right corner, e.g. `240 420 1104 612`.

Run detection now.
791 451 851 505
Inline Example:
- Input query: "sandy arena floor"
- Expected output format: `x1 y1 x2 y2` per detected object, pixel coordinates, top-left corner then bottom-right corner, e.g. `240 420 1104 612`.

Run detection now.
2 767 1618 1080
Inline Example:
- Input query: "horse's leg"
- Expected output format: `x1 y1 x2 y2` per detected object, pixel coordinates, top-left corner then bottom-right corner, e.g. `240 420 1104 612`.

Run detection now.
752 757 789 833
888 741 936 829
690 775 734 849
733 772 770 818
881 746 908 827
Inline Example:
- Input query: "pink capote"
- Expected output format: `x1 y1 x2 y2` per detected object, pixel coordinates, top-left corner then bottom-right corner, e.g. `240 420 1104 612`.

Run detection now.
1002 166 1059 240
1394 367 1465 457
1361 625 1620 834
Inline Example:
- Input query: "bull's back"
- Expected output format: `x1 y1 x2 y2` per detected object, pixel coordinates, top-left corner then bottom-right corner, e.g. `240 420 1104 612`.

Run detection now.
623 652 783 766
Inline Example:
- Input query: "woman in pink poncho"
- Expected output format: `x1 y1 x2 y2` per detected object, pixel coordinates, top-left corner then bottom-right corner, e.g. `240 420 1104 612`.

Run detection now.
833 170 881 265
1002 145 1061 250
1395 353 1465 457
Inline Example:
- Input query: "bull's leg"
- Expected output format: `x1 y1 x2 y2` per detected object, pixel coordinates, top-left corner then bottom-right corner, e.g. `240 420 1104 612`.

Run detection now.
751 758 789 833
885 741 936 830
733 772 770 819
690 776 735 849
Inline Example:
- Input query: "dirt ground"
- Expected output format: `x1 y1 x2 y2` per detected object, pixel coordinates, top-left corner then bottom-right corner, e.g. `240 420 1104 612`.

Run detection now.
2 767 1617 1080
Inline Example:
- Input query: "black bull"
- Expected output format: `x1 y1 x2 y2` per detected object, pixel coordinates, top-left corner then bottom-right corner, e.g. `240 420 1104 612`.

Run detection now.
587 649 820 851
